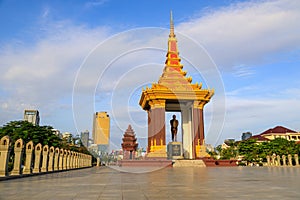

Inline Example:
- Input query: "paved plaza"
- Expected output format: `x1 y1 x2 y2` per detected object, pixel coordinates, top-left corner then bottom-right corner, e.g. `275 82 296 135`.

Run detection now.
1 166 300 200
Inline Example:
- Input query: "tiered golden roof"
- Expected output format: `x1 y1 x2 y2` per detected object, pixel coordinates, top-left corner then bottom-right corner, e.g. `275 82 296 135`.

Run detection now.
139 11 214 110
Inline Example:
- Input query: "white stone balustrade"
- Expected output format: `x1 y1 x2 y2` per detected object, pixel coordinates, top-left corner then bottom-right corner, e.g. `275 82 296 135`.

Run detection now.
264 153 300 167
0 135 93 178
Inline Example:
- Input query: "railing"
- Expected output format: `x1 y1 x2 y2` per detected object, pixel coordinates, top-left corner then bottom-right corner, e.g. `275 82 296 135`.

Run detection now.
0 135 92 178
266 154 299 166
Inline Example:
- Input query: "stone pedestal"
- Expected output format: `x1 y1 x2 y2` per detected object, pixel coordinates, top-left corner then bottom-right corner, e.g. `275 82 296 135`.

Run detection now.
167 142 183 160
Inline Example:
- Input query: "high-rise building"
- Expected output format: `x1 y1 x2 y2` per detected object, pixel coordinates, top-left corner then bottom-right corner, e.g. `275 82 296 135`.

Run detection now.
241 132 252 140
24 110 40 126
80 130 89 147
92 112 110 153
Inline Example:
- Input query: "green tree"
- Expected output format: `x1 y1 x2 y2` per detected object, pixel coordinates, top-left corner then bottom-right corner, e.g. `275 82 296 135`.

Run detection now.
238 139 260 163
268 138 298 155
0 120 61 147
219 142 238 160
216 137 300 165
220 146 237 159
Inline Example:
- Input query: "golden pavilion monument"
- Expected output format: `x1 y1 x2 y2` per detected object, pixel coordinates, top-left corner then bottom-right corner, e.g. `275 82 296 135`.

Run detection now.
139 12 214 159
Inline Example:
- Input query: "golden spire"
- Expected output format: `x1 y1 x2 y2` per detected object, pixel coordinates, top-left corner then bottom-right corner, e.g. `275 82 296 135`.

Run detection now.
169 10 175 38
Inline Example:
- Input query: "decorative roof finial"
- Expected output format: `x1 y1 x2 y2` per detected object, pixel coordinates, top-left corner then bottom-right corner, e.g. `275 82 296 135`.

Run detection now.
169 10 175 37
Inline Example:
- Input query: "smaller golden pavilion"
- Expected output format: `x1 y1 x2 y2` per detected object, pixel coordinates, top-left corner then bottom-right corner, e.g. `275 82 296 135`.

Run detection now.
139 12 214 159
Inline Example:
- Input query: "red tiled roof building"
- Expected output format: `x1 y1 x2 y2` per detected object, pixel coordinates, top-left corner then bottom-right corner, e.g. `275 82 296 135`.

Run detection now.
250 126 300 142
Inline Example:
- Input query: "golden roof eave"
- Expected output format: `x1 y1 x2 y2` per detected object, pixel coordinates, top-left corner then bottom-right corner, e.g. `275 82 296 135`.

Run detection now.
139 85 214 110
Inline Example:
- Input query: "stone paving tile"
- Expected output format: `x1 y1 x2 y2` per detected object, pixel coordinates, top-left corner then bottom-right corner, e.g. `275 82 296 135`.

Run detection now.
1 166 300 200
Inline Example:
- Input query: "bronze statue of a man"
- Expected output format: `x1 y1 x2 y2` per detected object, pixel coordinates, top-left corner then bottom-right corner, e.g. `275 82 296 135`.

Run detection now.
170 115 179 142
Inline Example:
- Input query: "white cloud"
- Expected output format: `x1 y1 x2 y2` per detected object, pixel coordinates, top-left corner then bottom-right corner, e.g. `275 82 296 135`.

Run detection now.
0 21 109 128
42 6 50 19
84 0 109 9
220 95 300 140
232 64 255 77
178 0 300 69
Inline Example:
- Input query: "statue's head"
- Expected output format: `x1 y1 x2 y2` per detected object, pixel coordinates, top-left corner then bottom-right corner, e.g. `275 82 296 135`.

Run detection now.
172 114 176 119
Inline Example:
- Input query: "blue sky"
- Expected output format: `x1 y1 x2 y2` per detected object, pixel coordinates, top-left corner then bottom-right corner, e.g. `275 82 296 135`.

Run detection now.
1 0 300 149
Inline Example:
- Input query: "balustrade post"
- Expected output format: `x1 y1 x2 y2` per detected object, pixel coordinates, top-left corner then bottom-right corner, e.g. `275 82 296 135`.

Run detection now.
54 148 60 171
41 145 49 172
276 155 281 166
85 154 88 167
266 155 271 166
77 153 80 168
282 155 287 166
59 149 64 170
63 150 68 170
0 136 12 176
23 141 34 174
75 152 78 168
69 151 73 169
295 154 299 166
66 150 71 170
33 143 42 173
48 146 55 171
79 153 82 168
89 155 92 167
82 154 84 167
72 152 75 168
11 138 24 175
288 154 293 166
83 154 86 167
97 157 100 167
272 154 276 166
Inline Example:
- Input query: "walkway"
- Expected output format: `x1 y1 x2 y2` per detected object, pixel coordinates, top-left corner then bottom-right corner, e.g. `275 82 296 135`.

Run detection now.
1 166 300 199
